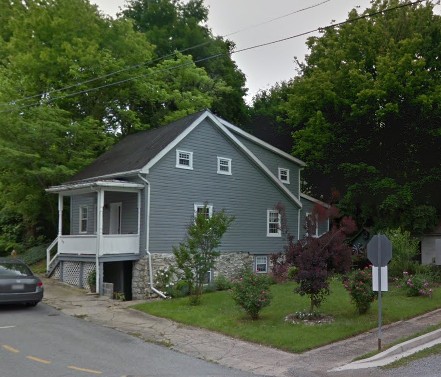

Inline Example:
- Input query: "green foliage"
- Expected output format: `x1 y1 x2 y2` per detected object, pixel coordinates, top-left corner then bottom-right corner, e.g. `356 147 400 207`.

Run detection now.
87 269 96 291
122 0 248 125
0 0 230 246
385 228 420 278
19 245 47 266
213 274 233 291
154 266 176 296
134 279 441 353
254 1 441 233
173 206 234 305
344 267 376 314
231 269 272 320
401 272 432 297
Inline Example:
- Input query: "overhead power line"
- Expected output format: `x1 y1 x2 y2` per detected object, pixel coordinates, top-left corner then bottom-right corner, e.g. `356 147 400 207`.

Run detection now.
0 0 428 113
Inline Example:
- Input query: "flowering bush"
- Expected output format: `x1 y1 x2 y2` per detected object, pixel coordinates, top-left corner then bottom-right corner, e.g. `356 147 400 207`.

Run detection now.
344 267 376 314
231 269 272 320
154 266 176 296
401 272 432 297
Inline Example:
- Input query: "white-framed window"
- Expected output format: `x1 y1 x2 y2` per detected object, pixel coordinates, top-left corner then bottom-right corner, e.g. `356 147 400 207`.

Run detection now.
217 157 232 175
176 150 193 170
267 209 281 237
79 206 88 234
305 212 319 237
278 168 290 184
255 256 268 273
194 203 213 220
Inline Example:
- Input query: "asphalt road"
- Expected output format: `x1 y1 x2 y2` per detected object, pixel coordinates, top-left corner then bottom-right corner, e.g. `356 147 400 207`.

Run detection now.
0 303 266 377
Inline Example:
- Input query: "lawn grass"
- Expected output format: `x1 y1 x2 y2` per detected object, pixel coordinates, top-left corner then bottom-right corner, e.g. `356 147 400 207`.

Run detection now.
133 277 441 353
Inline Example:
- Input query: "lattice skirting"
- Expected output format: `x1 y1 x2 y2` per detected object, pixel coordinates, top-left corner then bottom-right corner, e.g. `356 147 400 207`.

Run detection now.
58 261 96 289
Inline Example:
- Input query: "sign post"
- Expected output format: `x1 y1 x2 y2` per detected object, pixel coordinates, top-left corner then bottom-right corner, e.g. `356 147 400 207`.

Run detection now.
367 234 392 351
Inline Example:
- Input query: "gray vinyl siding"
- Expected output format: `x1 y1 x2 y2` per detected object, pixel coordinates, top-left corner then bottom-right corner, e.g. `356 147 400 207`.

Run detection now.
70 192 139 235
146 118 300 254
103 192 139 234
71 194 96 235
233 133 301 198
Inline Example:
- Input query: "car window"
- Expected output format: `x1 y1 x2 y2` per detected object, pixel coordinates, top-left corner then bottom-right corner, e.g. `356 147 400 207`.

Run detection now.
0 262 33 277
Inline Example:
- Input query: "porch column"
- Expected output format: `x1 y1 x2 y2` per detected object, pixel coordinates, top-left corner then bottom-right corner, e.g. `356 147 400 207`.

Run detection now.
58 194 63 237
96 189 104 293
137 191 141 236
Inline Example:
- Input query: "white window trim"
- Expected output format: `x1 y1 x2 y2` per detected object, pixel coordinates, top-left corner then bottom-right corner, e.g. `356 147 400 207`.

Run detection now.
267 209 281 237
176 149 193 170
278 167 290 184
217 157 232 175
79 205 88 234
194 203 213 220
255 256 268 273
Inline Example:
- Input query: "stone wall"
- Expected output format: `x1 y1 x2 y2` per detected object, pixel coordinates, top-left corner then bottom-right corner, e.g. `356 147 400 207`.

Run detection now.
131 252 254 299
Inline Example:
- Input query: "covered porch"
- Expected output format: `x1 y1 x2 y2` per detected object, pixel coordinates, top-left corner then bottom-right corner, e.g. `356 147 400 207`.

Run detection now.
46 180 145 293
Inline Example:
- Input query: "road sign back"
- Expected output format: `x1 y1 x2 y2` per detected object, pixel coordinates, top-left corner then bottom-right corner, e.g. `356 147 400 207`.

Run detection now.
367 234 392 267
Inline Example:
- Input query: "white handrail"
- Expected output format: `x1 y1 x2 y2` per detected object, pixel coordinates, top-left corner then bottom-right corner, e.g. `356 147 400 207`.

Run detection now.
46 237 59 272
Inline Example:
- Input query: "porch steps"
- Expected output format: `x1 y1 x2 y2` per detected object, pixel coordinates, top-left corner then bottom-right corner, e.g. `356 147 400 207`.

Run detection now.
46 256 60 278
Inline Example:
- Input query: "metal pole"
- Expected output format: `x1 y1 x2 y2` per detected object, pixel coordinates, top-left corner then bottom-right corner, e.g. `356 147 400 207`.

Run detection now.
377 235 382 351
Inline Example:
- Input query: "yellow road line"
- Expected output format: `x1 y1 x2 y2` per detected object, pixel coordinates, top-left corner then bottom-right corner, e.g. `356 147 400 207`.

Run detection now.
68 365 103 374
2 344 19 353
26 355 52 364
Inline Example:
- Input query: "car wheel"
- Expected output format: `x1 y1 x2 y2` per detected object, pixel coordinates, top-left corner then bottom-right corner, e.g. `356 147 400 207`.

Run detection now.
26 302 38 307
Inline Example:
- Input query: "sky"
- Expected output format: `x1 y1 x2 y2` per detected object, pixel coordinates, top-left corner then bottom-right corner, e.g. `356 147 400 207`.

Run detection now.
90 0 374 102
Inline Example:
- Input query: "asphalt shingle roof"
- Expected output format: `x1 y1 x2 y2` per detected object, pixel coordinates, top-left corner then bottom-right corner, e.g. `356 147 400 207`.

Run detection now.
67 110 206 183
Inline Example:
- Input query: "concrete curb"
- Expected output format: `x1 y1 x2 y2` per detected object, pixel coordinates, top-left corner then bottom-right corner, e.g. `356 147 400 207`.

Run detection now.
330 328 441 371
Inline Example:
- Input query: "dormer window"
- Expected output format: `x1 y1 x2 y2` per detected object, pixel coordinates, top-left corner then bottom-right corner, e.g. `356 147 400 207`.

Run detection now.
176 150 193 170
278 168 290 184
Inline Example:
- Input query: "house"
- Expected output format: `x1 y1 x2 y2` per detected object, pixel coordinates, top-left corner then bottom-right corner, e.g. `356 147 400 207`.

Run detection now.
46 110 329 299
421 221 441 265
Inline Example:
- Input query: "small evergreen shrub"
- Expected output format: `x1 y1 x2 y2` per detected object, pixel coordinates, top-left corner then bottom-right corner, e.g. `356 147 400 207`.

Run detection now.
343 267 376 314
231 269 272 320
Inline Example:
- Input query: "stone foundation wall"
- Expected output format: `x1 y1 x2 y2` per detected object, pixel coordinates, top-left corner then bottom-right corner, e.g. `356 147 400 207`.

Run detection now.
132 252 254 299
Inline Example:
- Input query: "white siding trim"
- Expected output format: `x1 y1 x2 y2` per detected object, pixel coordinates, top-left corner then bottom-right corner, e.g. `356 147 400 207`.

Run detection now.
300 192 330 208
217 117 306 167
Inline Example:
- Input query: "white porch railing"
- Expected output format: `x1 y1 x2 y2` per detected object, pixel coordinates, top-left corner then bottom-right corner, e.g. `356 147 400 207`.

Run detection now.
57 234 140 256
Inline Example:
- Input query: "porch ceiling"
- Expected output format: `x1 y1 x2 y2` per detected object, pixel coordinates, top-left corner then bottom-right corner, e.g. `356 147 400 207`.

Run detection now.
46 179 144 195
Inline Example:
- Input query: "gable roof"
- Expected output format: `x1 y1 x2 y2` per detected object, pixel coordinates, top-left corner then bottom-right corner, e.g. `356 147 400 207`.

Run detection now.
62 109 307 208
67 110 206 183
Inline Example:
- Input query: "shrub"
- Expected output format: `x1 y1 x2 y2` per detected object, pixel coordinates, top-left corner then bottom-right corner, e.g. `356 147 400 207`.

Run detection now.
231 270 272 320
344 267 376 314
173 207 234 305
213 274 232 291
170 280 190 298
154 266 176 296
401 272 432 297
87 269 96 292
385 228 419 278
19 244 47 265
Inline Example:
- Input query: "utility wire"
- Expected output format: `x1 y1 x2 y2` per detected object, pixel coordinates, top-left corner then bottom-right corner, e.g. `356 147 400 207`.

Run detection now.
0 0 331 108
224 0 331 37
0 0 427 113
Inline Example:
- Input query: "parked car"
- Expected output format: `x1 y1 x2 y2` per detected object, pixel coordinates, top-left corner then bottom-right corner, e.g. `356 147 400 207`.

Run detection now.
0 258 44 306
